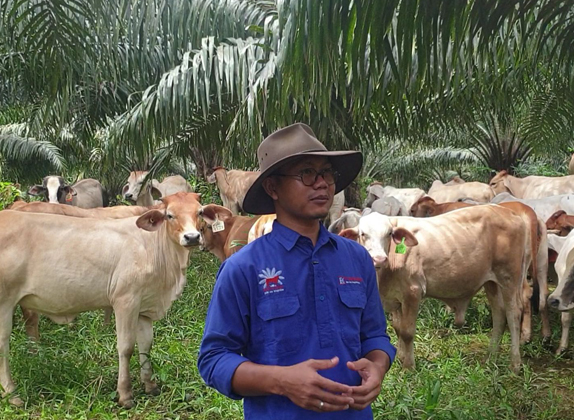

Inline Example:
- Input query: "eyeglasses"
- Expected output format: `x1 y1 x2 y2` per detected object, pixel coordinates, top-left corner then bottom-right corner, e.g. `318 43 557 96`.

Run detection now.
276 167 339 186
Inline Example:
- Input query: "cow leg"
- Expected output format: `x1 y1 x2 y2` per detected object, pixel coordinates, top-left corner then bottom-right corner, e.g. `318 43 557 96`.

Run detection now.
501 284 523 373
396 294 421 370
536 248 551 343
557 312 573 355
0 305 22 406
103 308 113 325
21 306 39 342
389 309 404 358
137 315 159 396
115 307 138 408
483 282 506 357
520 281 532 345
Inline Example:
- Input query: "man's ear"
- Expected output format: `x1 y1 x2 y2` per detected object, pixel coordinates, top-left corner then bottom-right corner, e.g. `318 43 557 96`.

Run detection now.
262 177 279 200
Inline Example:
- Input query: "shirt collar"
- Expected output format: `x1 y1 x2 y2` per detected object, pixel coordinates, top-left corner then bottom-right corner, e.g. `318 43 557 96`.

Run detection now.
271 220 339 251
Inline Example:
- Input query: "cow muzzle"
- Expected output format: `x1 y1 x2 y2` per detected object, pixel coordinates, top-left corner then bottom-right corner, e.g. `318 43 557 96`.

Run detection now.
372 255 388 269
548 293 574 312
181 232 201 247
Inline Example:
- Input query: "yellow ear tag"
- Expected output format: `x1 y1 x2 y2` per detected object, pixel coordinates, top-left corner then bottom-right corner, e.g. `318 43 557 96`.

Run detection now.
65 192 73 202
212 216 225 233
395 237 407 254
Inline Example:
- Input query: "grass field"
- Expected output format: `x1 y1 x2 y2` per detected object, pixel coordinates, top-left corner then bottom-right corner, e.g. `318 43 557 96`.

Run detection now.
2 249 574 420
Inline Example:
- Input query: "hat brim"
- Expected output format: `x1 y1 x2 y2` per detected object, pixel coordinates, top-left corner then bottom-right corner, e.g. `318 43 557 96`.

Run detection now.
242 151 363 215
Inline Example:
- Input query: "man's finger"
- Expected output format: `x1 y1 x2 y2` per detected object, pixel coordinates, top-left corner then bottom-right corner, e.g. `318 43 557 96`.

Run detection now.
347 359 369 371
314 375 354 395
315 388 354 407
308 356 339 371
311 399 350 413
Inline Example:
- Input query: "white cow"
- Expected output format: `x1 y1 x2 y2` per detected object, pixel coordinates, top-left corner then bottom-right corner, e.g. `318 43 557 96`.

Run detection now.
0 192 202 408
491 192 574 223
364 183 425 215
123 171 192 206
489 170 574 199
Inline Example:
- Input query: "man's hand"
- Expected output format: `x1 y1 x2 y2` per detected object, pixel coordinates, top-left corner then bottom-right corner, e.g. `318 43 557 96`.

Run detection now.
346 351 390 410
277 356 354 412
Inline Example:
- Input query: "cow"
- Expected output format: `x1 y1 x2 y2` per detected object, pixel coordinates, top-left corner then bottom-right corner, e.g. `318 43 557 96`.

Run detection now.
489 170 574 199
325 190 345 226
409 197 551 343
410 196 471 217
123 171 192 207
207 167 259 215
369 196 407 216
0 192 203 407
328 207 362 234
546 210 574 237
248 214 276 243
427 179 494 203
198 205 261 262
364 182 426 214
569 153 574 175
489 192 574 222
547 230 574 354
28 176 108 208
340 206 529 372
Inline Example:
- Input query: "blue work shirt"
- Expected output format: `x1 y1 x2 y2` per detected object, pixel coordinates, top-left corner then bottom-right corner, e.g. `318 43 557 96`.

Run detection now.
198 221 396 419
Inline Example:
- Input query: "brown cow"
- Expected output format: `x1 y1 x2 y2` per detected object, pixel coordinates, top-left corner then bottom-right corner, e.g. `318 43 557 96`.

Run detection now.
410 196 471 217
207 167 259 215
546 210 574 236
340 206 529 372
198 205 261 262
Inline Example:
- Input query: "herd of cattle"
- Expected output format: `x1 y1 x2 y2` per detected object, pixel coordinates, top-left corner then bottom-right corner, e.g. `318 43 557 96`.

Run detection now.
3 167 574 408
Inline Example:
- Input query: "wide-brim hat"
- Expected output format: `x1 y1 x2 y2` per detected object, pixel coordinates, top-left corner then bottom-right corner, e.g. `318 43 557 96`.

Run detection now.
243 123 363 215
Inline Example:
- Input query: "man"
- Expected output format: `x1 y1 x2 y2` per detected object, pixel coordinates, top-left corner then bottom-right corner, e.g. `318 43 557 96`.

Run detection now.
198 123 396 419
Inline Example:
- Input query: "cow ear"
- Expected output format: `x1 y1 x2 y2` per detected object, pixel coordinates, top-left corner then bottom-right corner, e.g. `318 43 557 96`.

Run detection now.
339 228 359 241
427 207 435 217
151 186 162 200
200 204 232 224
28 185 44 196
65 186 78 196
121 184 129 195
136 209 165 231
391 227 418 247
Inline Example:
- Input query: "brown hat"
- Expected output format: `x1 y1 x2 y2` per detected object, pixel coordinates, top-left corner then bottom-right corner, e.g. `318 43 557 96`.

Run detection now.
243 123 363 214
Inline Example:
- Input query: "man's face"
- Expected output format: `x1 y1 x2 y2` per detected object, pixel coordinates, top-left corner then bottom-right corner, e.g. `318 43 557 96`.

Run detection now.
264 156 335 221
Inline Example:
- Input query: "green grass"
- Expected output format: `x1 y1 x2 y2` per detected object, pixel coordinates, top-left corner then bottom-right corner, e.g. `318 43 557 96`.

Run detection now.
2 250 574 419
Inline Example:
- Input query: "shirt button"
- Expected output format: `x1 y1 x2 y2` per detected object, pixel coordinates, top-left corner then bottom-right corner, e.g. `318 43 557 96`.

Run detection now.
319 295 325 301
312 261 319 265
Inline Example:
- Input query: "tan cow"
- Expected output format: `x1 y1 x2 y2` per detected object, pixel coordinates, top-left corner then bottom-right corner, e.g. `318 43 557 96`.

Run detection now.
427 179 494 203
409 198 551 344
7 201 160 339
489 170 574 199
340 206 529 372
0 192 202 407
569 153 574 175
248 214 277 243
198 205 261 262
207 167 259 215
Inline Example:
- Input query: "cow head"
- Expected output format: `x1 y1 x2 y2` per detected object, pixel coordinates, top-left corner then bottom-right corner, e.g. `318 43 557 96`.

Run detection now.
339 212 418 269
207 167 225 184
136 192 203 247
410 196 437 217
489 170 511 195
546 210 574 237
327 208 362 234
197 204 234 250
363 182 384 208
28 176 75 204
122 171 162 203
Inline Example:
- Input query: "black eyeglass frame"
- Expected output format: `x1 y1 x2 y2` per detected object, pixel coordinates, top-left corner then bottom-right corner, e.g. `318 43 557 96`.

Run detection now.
275 167 340 186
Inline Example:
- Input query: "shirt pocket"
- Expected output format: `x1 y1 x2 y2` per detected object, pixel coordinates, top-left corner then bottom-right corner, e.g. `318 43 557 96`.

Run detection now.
255 295 304 360
337 287 367 353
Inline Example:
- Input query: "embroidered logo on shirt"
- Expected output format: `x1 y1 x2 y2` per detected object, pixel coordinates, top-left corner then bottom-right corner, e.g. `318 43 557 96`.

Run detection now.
338 276 363 285
259 268 285 294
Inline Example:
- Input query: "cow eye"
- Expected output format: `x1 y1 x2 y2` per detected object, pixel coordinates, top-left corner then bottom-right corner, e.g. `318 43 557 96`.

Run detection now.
166 213 174 220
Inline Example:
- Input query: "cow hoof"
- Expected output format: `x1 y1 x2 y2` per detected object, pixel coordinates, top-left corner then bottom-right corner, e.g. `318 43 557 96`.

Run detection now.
118 398 135 409
9 395 24 406
555 347 568 357
542 337 552 349
146 385 160 396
